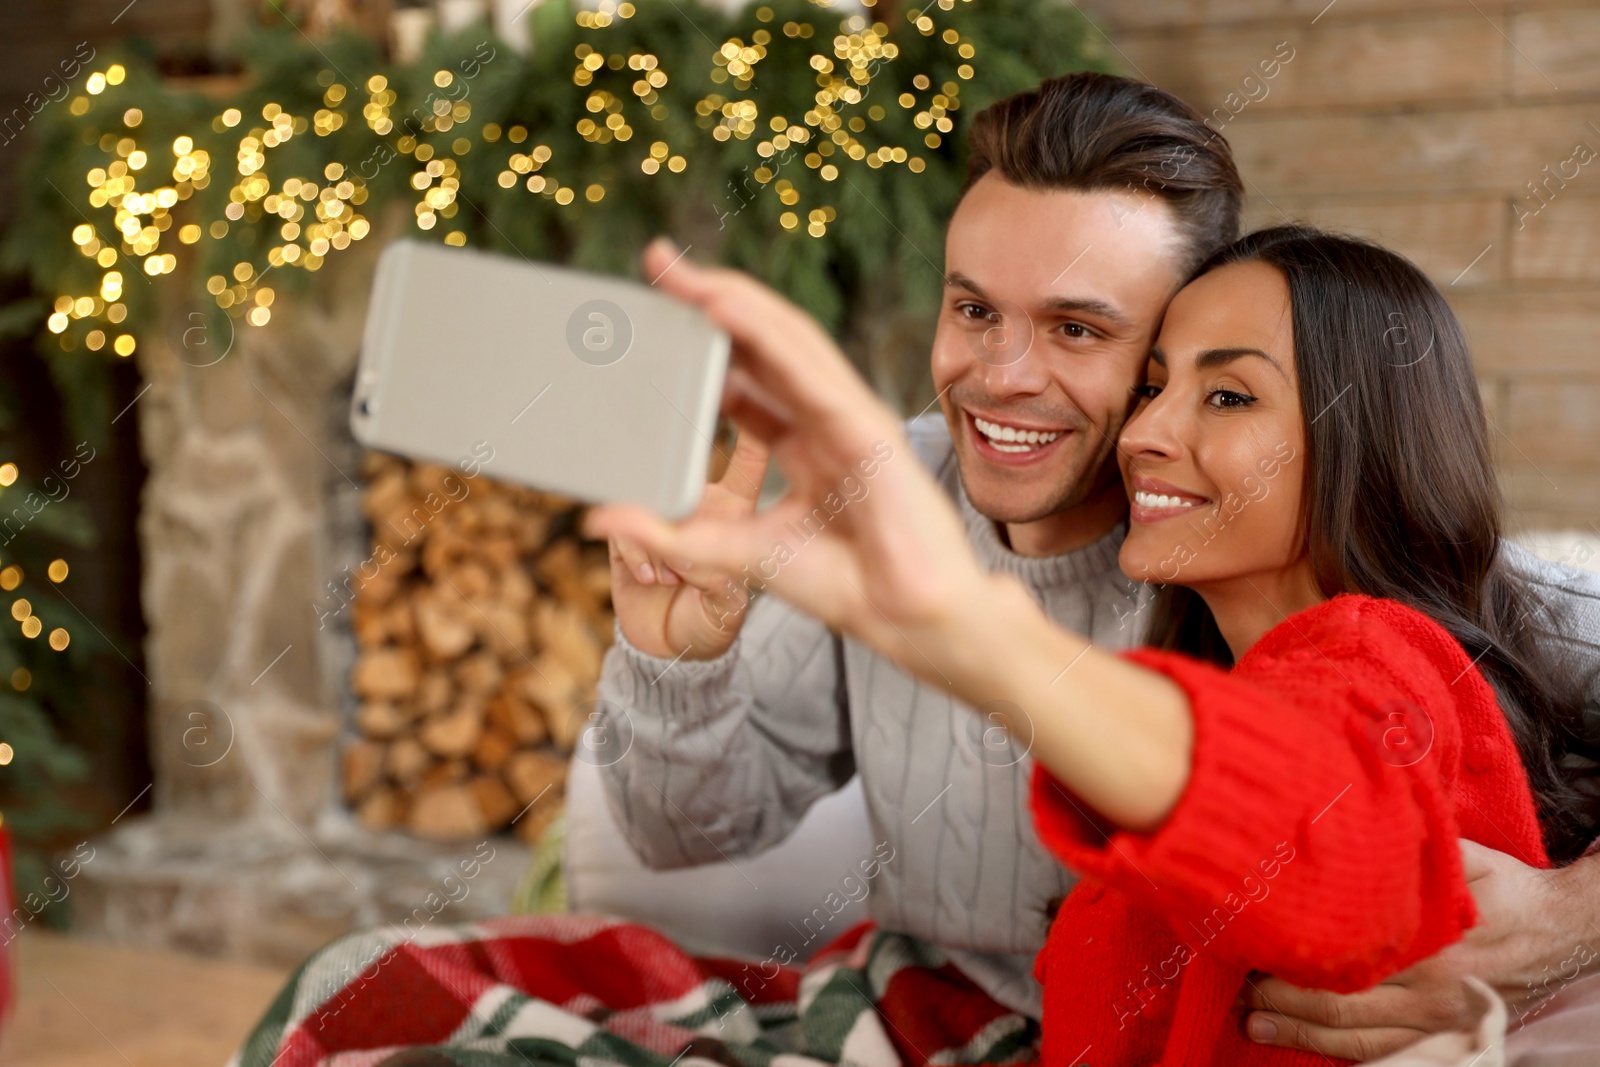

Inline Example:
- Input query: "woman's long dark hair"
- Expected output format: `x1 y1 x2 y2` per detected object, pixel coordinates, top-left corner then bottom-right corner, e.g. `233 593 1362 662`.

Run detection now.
1145 224 1600 863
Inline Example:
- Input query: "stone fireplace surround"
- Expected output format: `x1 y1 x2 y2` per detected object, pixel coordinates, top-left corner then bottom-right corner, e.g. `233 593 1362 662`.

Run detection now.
71 213 528 968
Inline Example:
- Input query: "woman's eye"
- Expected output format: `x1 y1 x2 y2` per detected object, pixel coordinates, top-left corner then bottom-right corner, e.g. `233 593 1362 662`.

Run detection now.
1206 388 1258 409
1132 383 1163 400
1060 322 1094 339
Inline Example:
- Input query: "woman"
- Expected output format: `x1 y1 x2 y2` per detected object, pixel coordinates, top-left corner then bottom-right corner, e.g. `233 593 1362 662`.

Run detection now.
589 225 1597 1065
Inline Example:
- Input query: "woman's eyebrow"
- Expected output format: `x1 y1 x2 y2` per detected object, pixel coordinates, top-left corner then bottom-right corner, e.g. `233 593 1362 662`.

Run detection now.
1194 346 1288 378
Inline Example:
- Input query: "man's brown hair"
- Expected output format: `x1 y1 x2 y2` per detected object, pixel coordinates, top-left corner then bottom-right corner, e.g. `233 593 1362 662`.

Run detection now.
962 72 1244 276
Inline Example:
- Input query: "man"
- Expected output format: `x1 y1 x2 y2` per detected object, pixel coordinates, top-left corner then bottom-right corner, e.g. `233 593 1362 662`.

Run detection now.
597 71 1600 1061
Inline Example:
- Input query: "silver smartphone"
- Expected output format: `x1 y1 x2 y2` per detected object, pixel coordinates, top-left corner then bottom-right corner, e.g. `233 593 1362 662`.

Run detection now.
351 240 730 519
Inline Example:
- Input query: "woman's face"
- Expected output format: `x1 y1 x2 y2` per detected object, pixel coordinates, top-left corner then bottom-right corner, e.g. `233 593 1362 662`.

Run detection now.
1116 260 1307 589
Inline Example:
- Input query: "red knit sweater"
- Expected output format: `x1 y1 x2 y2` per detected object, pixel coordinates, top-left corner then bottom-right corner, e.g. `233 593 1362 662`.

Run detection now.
1030 594 1550 1067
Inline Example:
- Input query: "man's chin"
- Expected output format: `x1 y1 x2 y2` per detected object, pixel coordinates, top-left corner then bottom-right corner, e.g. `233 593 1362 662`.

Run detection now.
959 476 1068 526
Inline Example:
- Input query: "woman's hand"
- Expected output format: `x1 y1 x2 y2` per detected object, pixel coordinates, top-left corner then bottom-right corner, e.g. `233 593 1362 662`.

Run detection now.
584 238 990 677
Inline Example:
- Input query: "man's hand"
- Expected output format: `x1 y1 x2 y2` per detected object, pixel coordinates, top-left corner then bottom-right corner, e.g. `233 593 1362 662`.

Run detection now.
1242 840 1600 1060
608 428 771 660
584 237 991 677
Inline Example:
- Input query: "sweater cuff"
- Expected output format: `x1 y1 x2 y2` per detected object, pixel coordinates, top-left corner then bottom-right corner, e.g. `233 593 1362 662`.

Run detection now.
1030 647 1337 899
602 619 743 722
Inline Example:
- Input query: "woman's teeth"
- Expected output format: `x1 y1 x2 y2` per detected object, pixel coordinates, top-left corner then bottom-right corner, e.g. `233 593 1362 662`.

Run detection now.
1134 490 1203 509
974 416 1063 453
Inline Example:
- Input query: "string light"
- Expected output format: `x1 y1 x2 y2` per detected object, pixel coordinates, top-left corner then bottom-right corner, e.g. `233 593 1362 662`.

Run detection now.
8 669 26 692
0 463 15 487
47 559 67 582
0 744 12 765
48 8 978 351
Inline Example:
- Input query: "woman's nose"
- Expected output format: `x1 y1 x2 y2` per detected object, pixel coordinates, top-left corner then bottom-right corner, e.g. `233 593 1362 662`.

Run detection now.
1118 393 1184 462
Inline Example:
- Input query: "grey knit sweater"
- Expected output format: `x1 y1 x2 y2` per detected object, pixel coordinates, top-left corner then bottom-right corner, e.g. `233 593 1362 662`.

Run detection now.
596 413 1600 1020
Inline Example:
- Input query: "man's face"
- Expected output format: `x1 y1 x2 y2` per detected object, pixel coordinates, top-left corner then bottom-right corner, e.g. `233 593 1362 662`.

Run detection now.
933 174 1188 525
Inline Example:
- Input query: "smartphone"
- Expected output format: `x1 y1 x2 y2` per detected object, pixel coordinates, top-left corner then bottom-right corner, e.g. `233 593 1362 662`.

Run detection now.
351 240 730 519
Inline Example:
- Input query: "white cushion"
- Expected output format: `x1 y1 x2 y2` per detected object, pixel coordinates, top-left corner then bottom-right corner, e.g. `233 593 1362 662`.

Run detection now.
563 754 875 961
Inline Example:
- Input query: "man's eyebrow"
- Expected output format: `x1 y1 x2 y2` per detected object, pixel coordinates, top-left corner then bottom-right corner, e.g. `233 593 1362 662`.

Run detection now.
1194 346 1287 378
943 271 989 299
1043 295 1134 331
943 271 1134 331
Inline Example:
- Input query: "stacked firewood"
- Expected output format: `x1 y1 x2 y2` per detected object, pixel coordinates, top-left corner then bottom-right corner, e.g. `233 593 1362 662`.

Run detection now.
342 452 613 844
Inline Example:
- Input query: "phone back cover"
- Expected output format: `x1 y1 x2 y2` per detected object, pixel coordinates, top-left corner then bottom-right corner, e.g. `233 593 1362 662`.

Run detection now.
352 241 730 519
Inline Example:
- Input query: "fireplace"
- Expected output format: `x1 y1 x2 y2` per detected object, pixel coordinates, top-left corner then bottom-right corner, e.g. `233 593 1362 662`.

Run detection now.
68 210 608 966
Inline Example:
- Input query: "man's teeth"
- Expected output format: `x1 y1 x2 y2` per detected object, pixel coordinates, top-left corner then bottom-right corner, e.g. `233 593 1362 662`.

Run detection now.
974 416 1064 452
1134 490 1203 509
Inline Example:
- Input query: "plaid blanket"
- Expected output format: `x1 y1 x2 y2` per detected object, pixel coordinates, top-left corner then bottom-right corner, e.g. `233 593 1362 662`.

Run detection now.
230 916 1038 1067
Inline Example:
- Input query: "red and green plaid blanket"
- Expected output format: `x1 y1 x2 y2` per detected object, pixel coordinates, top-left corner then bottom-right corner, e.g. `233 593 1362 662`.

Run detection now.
230 916 1038 1067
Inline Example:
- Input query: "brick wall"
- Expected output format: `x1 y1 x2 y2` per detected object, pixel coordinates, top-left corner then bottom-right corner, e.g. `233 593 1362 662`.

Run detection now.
1079 0 1600 531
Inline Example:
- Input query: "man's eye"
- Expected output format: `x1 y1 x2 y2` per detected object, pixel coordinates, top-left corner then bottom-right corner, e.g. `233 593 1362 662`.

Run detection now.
956 302 993 321
1060 322 1094 339
1132 383 1162 400
1206 389 1258 409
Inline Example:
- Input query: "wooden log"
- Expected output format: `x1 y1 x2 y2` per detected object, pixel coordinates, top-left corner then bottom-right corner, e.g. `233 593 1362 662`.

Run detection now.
471 774 520 829
352 599 387 647
356 785 407 832
487 689 548 746
352 646 419 701
503 748 568 807
473 603 529 661
341 739 385 802
361 467 412 525
416 668 454 717
512 511 555 555
385 735 431 786
378 597 416 645
454 650 504 697
498 565 535 612
479 493 521 533
419 757 469 791
544 701 587 754
356 699 406 739
409 783 488 840
531 601 603 689
512 797 563 845
472 725 517 772
414 592 476 660
516 654 578 713
478 533 519 571
419 699 485 759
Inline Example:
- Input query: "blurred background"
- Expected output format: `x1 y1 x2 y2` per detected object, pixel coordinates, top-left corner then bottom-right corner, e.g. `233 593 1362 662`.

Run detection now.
0 0 1593 1062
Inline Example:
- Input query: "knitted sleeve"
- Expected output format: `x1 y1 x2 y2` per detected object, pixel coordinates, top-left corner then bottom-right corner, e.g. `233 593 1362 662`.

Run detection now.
1030 595 1544 993
596 592 854 869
